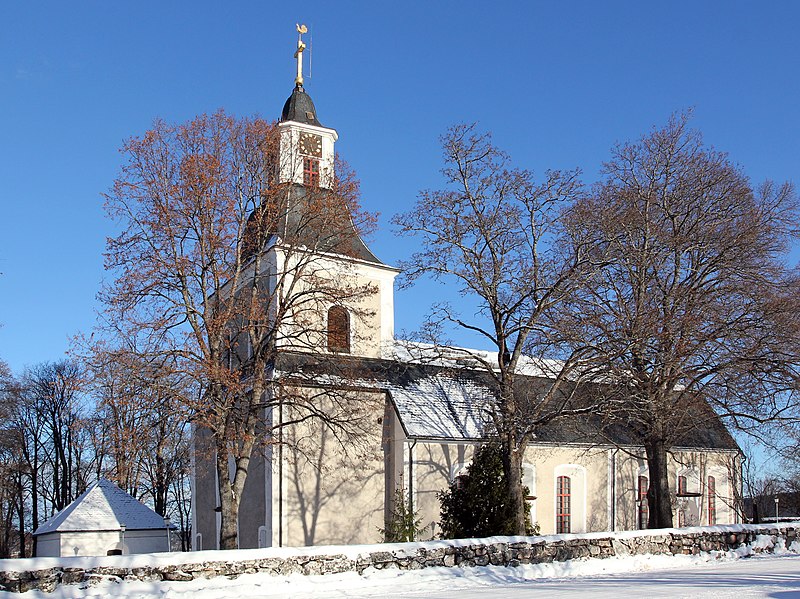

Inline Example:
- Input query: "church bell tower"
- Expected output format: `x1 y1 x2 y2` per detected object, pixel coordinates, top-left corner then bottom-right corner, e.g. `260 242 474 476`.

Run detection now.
269 24 398 360
277 25 338 189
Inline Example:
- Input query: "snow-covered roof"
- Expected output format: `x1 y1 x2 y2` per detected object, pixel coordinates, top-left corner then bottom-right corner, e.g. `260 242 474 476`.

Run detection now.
386 340 567 378
385 371 492 440
274 350 740 451
34 479 167 536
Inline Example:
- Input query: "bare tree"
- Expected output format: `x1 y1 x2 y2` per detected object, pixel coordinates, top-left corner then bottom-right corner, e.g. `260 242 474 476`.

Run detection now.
102 110 377 549
393 124 598 535
563 113 800 528
0 359 27 558
82 334 192 518
19 361 92 517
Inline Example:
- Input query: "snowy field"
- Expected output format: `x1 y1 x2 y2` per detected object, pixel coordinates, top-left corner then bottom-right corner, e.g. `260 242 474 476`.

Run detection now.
4 551 800 598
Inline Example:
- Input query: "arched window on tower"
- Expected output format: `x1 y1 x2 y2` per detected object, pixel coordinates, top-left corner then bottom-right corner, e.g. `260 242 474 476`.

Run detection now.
327 306 350 353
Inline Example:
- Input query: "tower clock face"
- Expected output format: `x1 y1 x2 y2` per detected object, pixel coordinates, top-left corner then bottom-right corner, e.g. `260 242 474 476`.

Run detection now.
298 132 323 157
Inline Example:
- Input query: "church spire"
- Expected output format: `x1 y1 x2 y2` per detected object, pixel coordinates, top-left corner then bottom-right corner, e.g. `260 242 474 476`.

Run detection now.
294 23 308 87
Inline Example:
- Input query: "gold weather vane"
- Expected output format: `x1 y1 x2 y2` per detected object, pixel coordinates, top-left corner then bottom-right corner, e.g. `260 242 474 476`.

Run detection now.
294 23 308 86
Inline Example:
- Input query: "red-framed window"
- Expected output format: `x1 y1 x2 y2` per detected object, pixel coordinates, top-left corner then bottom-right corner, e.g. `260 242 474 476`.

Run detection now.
677 475 687 495
638 475 649 530
708 476 716 525
303 157 320 187
556 475 571 534
327 306 350 353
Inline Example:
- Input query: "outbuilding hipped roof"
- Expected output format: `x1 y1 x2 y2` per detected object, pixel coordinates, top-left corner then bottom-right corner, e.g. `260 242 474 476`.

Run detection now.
34 479 167 535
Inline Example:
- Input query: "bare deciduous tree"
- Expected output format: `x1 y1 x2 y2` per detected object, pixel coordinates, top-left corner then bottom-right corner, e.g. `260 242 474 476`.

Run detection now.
82 334 192 517
102 110 377 549
563 113 800 528
394 124 598 535
0 359 27 558
20 361 91 516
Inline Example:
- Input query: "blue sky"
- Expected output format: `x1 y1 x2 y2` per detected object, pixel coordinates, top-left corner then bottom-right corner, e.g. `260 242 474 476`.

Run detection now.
1 1 798 377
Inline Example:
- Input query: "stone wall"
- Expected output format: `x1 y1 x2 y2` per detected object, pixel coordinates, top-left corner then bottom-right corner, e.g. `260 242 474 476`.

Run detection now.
1 524 797 594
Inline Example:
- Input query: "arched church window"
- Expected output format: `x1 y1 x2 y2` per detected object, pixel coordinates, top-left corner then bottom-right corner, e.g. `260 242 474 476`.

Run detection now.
327 306 350 353
677 475 687 495
556 475 571 534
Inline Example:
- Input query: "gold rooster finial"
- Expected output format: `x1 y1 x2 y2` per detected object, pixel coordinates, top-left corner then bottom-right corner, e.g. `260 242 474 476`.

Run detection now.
294 24 308 86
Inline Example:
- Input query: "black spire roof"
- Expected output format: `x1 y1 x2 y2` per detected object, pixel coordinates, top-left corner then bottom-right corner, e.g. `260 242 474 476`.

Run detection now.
242 184 384 265
280 85 322 127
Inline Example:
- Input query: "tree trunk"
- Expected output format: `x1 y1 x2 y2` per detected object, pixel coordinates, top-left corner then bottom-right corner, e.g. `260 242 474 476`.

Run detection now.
645 438 673 528
216 449 239 550
497 375 528 536
30 441 39 557
16 478 25 558
500 433 527 536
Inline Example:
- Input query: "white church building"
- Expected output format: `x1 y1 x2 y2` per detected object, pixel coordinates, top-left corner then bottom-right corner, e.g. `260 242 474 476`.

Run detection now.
191 30 742 551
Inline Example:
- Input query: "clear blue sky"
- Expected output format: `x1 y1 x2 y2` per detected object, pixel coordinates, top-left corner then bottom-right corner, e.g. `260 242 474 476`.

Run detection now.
1 1 798 376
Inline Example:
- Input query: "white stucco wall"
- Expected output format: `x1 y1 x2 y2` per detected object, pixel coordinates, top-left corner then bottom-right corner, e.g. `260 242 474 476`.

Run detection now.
35 529 169 557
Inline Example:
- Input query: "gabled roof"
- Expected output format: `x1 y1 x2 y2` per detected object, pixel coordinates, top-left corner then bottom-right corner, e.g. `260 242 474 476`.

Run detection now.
382 366 492 439
274 349 740 451
34 479 166 535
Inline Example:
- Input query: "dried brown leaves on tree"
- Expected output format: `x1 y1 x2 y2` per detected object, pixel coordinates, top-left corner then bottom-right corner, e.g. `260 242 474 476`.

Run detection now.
102 110 378 549
394 123 599 535
563 113 800 528
81 333 191 521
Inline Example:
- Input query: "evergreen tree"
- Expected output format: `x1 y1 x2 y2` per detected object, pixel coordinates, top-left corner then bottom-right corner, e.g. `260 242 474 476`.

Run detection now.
438 444 537 539
380 488 429 543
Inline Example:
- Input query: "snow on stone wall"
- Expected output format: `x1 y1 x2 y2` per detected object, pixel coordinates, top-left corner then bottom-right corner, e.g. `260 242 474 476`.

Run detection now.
1 523 798 594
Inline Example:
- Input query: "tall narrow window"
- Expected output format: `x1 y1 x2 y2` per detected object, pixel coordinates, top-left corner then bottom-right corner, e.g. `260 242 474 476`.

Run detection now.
638 475 649 530
708 476 716 525
677 475 687 495
556 475 571 534
327 306 350 353
303 157 320 187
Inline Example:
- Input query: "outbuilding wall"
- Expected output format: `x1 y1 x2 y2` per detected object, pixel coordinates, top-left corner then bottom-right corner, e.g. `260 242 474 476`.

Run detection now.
35 529 169 558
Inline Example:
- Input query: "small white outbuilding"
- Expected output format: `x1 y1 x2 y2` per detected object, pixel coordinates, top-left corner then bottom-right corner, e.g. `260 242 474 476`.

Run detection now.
33 478 170 557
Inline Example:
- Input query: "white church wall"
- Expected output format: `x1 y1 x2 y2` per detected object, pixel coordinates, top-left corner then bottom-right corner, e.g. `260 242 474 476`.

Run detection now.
271 249 396 359
276 388 386 547
411 441 476 538
525 446 608 535
615 449 740 531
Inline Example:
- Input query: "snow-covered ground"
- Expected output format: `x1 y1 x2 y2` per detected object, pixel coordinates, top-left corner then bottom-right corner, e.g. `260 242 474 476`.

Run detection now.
4 545 800 598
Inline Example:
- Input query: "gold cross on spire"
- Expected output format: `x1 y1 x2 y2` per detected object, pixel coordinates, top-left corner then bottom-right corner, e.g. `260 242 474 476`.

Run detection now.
294 23 308 87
